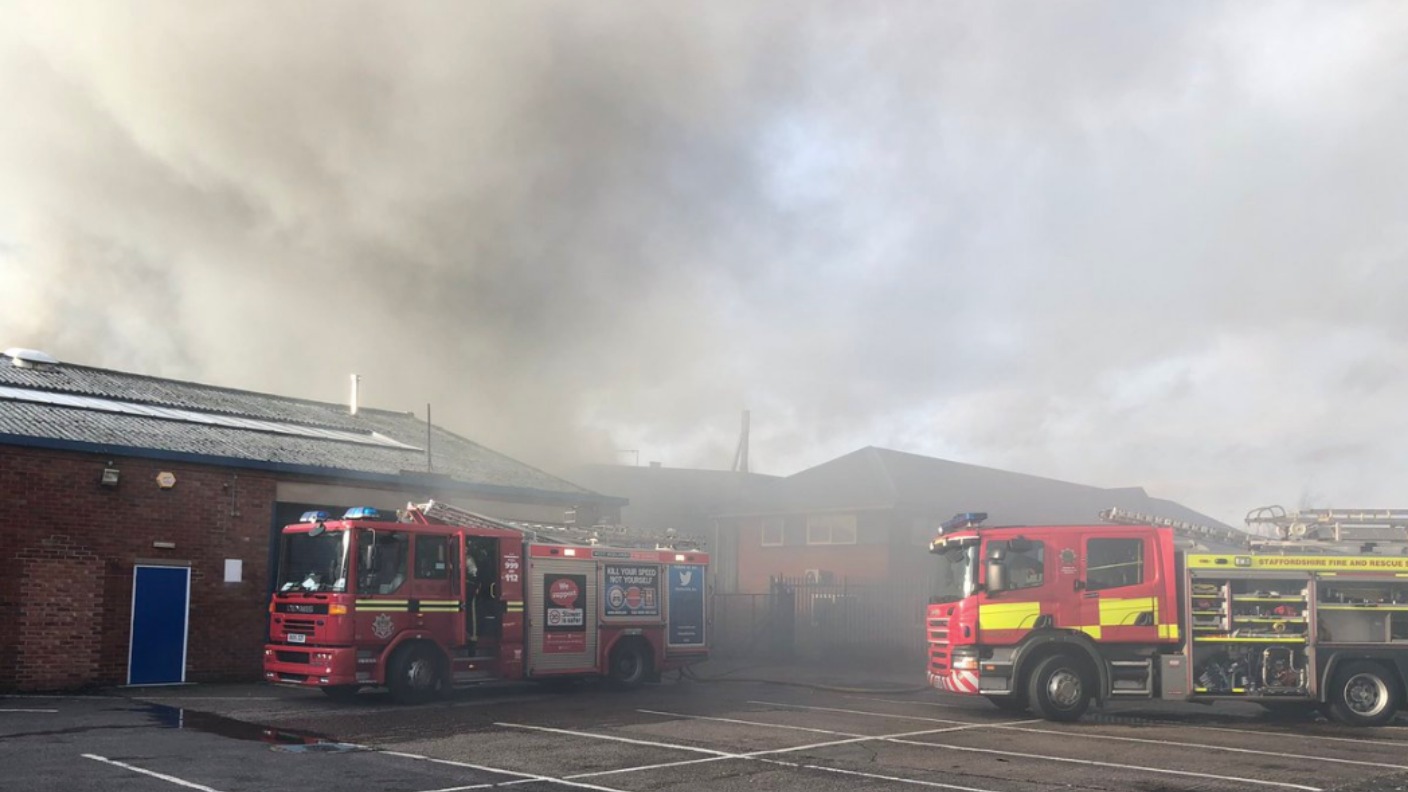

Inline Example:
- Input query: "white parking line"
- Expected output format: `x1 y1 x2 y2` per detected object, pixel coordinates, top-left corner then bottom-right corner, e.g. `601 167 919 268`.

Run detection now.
637 708 870 737
879 734 1322 791
986 723 1408 770
382 750 630 792
747 699 989 725
83 754 224 792
857 695 1408 748
1184 723 1408 747
501 720 1012 792
0 708 58 713
746 701 1322 791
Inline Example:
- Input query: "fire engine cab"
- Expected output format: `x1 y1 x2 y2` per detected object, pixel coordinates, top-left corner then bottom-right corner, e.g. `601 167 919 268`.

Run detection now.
264 501 709 702
926 508 1408 726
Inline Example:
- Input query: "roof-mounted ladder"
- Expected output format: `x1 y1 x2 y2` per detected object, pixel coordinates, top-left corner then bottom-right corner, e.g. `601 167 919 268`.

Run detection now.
1244 506 1408 553
408 500 702 550
1099 506 1247 548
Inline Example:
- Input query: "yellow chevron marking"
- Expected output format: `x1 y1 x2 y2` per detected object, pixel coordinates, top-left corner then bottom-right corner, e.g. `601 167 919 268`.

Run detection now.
978 601 1040 631
1099 596 1155 627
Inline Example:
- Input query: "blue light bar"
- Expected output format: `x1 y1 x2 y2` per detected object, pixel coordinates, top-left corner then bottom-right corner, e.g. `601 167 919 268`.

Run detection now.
342 506 381 520
299 510 329 523
940 512 988 532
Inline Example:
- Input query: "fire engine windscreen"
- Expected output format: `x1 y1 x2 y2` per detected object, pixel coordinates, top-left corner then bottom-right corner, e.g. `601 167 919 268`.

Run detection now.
276 529 350 593
932 542 979 603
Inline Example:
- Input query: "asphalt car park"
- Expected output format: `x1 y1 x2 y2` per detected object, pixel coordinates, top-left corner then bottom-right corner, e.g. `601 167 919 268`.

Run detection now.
5 670 1408 792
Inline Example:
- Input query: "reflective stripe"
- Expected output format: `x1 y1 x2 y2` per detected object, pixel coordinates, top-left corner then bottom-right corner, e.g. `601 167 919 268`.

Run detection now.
1079 625 1102 640
978 601 1040 630
1159 623 1180 639
1099 596 1155 627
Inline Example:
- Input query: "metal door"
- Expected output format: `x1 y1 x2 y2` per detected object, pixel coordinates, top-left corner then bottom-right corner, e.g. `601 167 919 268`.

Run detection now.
128 564 191 685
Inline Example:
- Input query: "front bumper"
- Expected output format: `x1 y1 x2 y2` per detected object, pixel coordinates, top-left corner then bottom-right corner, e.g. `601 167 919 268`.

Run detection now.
263 644 358 687
929 667 980 693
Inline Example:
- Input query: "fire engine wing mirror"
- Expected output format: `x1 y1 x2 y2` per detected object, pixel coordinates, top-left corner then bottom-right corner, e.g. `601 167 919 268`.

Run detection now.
985 544 1008 594
986 559 1007 594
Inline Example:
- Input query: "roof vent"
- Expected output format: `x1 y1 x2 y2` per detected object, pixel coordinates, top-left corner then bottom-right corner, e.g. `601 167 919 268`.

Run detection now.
3 348 59 369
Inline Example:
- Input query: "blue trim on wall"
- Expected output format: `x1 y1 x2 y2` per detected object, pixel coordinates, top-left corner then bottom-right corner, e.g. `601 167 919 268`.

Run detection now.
0 433 626 507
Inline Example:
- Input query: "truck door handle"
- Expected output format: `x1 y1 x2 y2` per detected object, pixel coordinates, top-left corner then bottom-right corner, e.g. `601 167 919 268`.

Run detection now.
1083 592 1100 599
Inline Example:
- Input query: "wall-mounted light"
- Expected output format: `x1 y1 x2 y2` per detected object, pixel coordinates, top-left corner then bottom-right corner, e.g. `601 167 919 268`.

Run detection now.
100 466 120 487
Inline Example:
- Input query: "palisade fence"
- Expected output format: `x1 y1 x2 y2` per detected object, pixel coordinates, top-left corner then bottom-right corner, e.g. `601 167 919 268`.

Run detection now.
711 575 932 665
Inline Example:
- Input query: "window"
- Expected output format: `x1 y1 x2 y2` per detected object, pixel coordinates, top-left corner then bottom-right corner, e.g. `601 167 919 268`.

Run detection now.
760 517 784 547
415 535 450 580
1087 538 1144 591
357 530 409 594
806 514 857 545
1006 541 1045 590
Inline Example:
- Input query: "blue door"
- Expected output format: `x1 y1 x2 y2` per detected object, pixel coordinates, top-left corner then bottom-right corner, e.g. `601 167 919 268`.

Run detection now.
128 565 191 685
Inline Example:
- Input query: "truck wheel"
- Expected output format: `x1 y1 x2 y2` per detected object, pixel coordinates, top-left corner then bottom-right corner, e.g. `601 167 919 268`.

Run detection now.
608 641 651 688
1327 661 1400 727
321 685 361 703
1027 654 1091 722
388 645 443 705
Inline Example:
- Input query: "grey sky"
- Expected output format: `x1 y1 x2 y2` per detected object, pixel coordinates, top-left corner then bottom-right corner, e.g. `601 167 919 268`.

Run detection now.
2 1 1406 527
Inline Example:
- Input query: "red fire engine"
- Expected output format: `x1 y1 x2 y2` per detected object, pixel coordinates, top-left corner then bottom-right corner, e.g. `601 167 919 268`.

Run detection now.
926 507 1408 726
263 501 709 702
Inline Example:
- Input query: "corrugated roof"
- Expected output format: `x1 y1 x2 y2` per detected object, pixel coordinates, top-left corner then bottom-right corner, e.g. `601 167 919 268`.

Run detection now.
0 354 612 505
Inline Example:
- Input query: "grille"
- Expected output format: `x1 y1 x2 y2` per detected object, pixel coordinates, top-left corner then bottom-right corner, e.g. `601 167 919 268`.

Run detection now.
283 618 317 632
276 651 311 664
927 613 951 673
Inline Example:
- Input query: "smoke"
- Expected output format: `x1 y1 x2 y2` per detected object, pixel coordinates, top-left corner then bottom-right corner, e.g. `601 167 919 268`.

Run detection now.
3 1 1408 525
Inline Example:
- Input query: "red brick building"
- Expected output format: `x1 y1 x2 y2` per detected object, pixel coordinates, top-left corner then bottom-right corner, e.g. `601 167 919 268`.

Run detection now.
0 349 622 691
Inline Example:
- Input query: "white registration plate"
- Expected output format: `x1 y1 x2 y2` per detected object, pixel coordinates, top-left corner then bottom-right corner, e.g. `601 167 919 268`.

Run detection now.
287 633 307 644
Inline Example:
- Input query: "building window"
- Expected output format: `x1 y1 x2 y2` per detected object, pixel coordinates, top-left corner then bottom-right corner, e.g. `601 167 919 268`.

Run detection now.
1087 538 1144 591
806 513 857 545
760 517 784 547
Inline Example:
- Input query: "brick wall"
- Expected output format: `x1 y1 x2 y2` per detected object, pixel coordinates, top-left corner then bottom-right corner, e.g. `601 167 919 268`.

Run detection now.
16 536 102 689
0 447 278 690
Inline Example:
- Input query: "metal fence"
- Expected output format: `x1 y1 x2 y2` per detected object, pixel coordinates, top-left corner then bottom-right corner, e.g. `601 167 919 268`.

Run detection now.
711 576 931 665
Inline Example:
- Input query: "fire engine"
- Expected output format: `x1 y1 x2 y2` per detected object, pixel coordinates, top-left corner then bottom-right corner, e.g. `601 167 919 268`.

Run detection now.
926 507 1408 726
263 501 709 702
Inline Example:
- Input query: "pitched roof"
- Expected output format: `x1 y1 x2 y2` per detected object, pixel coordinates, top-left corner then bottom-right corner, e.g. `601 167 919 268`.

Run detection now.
572 464 778 531
0 351 613 506
747 446 1236 532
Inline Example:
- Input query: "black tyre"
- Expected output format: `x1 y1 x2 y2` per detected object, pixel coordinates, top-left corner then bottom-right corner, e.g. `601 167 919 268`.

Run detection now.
321 685 361 702
388 645 444 705
1327 661 1400 727
608 641 651 687
985 694 1029 713
1027 654 1091 722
